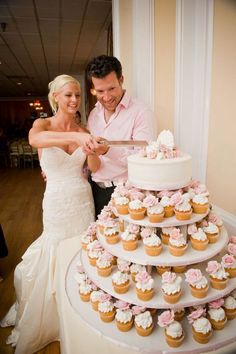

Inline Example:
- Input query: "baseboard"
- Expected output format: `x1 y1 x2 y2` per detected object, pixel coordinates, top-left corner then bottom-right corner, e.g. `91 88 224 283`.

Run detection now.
212 205 236 235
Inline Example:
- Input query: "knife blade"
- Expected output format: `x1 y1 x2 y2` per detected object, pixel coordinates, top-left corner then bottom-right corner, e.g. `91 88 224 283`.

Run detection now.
99 140 148 147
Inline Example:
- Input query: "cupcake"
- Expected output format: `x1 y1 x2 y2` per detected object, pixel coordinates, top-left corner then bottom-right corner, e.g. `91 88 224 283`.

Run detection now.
97 207 114 234
190 227 209 251
115 196 129 215
156 265 171 275
227 242 236 259
135 271 154 301
121 229 138 251
207 298 227 330
160 195 175 218
117 258 131 273
79 280 97 302
87 240 103 266
74 264 88 285
173 308 185 321
128 199 146 220
126 223 140 239
203 222 219 244
158 310 184 347
185 268 209 298
130 263 146 282
174 197 192 221
143 233 162 256
161 227 174 245
143 195 163 223
104 220 120 244
161 271 182 304
112 270 130 294
208 212 223 229
81 231 95 251
115 300 133 332
96 251 113 277
223 295 236 320
98 294 115 322
172 265 187 273
206 260 229 290
188 308 212 344
90 289 104 311
221 253 236 278
168 228 188 257
134 310 154 336
192 194 209 214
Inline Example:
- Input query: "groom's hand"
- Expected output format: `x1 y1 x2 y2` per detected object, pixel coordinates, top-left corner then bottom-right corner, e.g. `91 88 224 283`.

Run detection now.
92 137 109 156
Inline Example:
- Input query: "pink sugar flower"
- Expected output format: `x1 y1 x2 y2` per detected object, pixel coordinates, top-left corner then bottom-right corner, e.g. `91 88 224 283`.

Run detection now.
227 243 236 256
101 251 113 262
169 228 182 240
87 279 98 291
162 271 176 284
77 264 84 273
115 300 130 310
188 180 200 189
201 219 209 227
157 190 173 198
87 222 97 236
143 195 158 208
141 227 154 238
208 298 224 309
104 219 117 228
187 307 206 324
132 305 146 315
229 236 236 244
130 190 145 201
91 240 103 252
185 269 203 284
99 293 112 302
208 213 222 225
127 224 140 234
135 271 151 284
194 184 208 195
170 191 183 206
118 263 130 273
147 150 157 159
206 260 220 274
158 310 175 327
187 224 198 235
222 254 235 267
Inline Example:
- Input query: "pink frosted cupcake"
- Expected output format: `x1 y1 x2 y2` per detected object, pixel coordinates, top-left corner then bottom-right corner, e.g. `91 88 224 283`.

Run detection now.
223 295 236 320
98 293 115 322
206 260 229 290
117 258 131 273
203 222 219 244
130 263 146 282
143 195 162 222
207 298 227 330
87 240 103 266
134 309 154 336
143 233 162 256
126 223 141 239
188 307 212 344
121 229 138 251
161 271 182 304
158 310 184 347
135 271 154 301
168 228 188 257
112 270 130 294
161 227 174 245
221 254 236 278
115 300 134 332
185 268 209 298
128 199 146 220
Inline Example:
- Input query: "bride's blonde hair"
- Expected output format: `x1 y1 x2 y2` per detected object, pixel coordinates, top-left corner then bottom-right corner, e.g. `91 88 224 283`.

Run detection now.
48 74 81 114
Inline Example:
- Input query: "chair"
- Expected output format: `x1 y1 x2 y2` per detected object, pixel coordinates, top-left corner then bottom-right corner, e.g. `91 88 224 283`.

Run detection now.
22 143 38 168
9 143 21 167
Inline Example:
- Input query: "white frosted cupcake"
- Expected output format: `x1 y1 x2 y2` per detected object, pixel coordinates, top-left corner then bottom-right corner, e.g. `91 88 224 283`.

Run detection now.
96 251 113 277
206 260 229 290
143 233 162 256
135 271 154 301
223 295 236 320
87 240 103 266
90 290 104 311
174 199 192 221
188 308 212 344
158 310 184 347
115 196 129 215
190 228 209 251
221 254 236 278
161 271 182 304
128 199 146 220
147 203 165 223
203 222 219 244
121 229 138 251
112 270 130 294
134 310 154 336
79 280 96 302
207 299 227 330
98 294 115 322
115 300 133 332
168 228 188 257
104 222 120 244
192 194 209 214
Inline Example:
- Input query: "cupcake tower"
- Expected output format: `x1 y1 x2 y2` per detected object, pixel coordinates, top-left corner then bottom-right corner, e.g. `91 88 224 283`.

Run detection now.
67 131 236 353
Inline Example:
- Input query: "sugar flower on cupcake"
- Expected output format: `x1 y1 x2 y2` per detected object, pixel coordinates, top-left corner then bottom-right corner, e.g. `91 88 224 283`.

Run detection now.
158 310 184 347
87 240 104 266
121 229 139 251
187 307 212 344
135 270 154 301
206 260 229 290
203 222 219 244
221 254 236 278
161 271 182 304
79 279 97 302
189 225 209 251
227 242 236 258
140 226 156 239
126 223 140 237
96 251 113 277
208 212 223 229
185 268 209 298
74 264 88 285
114 300 133 332
98 293 115 322
130 263 146 282
117 258 131 273
168 228 188 256
174 194 192 221
90 289 105 311
207 298 227 330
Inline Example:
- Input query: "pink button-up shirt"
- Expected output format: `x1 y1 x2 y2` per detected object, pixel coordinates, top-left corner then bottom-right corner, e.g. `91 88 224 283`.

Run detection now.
87 91 154 182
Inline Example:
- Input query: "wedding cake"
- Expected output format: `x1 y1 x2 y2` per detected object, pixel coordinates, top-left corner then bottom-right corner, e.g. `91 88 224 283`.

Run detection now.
66 130 236 354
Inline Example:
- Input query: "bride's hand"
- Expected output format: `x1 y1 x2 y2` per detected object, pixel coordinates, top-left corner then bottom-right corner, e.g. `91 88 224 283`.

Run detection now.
81 134 97 155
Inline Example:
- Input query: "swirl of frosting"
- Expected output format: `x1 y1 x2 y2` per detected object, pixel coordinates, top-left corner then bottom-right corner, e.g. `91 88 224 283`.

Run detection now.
112 270 129 285
121 230 137 241
143 234 161 246
98 300 114 313
115 308 133 323
208 308 225 321
166 321 183 338
129 199 144 210
115 196 129 206
135 311 153 329
192 317 211 334
224 296 236 309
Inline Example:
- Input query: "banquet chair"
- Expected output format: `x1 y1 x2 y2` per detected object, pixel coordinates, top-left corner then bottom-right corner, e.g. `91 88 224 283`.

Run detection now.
22 143 38 168
9 143 21 167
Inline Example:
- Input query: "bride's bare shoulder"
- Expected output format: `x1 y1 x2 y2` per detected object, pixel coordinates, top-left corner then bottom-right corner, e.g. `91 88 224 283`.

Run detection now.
32 117 53 130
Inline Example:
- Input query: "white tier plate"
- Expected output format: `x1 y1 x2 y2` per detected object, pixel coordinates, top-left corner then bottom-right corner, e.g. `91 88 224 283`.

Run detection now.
66 252 236 354
81 250 236 309
97 227 228 267
114 210 209 228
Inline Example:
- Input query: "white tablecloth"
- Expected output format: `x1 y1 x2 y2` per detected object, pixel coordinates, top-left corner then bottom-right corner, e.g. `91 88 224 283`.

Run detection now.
55 237 236 354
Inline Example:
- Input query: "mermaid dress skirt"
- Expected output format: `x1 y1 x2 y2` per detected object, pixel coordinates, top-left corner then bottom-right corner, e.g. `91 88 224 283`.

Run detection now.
1 147 95 354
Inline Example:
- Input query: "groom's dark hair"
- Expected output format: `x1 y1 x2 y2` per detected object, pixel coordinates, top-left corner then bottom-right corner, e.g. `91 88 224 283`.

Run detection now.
86 55 122 82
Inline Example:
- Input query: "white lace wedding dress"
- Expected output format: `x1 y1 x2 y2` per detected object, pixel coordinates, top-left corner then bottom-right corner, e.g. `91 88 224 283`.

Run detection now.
1 147 95 354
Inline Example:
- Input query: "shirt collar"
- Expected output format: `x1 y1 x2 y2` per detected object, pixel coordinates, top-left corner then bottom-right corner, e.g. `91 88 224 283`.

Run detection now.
94 90 131 111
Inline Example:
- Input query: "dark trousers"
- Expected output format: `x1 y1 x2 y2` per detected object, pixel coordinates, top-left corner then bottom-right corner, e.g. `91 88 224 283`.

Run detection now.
89 179 115 218
0 224 8 258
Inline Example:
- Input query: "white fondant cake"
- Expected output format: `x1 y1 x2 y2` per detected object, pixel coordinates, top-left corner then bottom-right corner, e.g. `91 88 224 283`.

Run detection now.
127 153 192 191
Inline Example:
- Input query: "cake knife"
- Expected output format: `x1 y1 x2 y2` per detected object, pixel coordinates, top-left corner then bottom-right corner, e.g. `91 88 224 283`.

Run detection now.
99 139 148 147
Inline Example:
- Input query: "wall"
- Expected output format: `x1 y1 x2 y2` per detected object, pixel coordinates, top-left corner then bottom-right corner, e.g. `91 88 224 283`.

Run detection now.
207 0 236 215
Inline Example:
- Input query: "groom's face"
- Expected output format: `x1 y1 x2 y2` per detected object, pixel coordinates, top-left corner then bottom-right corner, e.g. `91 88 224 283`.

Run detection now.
91 71 124 113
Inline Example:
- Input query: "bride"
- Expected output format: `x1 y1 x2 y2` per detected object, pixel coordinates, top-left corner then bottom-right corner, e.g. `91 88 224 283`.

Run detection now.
1 74 100 353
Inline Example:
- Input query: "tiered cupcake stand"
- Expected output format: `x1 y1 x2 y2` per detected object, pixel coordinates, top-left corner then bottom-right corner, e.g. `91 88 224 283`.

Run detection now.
65 206 236 353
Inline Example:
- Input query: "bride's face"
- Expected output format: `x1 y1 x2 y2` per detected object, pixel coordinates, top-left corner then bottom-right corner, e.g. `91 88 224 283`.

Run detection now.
55 82 81 114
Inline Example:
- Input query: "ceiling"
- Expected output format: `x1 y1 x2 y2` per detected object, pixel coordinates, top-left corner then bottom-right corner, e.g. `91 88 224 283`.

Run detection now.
0 0 112 99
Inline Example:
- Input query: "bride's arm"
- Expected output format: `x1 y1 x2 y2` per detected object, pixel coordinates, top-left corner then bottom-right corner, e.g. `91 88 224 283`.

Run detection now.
29 118 93 148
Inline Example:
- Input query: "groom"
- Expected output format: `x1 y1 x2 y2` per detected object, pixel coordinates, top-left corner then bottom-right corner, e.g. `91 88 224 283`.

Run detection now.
85 55 154 216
